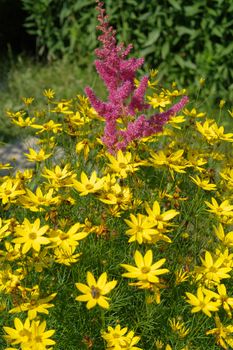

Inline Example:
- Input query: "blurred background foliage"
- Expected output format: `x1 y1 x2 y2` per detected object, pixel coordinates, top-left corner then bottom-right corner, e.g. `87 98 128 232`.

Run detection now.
0 0 232 143
19 0 233 100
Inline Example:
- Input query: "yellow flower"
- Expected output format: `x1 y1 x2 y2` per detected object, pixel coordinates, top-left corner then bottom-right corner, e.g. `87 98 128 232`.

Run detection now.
124 213 158 244
13 218 50 254
20 187 60 212
196 119 233 144
149 149 190 178
54 246 81 266
9 291 57 320
24 148 52 162
214 223 233 248
174 268 189 285
75 272 117 309
220 167 233 189
43 88 55 99
102 325 142 350
194 250 232 286
205 198 233 225
206 314 233 349
0 179 25 205
219 99 226 109
169 317 190 338
42 164 76 188
145 200 179 231
31 119 62 134
186 287 220 317
207 284 233 318
49 222 88 250
147 92 171 109
73 171 105 196
22 97 34 106
106 150 143 179
4 318 56 349
76 139 90 160
183 107 206 118
11 116 36 127
121 250 169 284
190 175 217 191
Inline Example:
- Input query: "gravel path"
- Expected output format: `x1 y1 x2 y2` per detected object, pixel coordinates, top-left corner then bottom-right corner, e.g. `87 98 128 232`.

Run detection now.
0 137 64 175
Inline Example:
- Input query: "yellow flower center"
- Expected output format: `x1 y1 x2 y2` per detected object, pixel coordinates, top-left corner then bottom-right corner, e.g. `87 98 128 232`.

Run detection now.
119 163 127 169
29 232 37 240
91 286 101 298
141 267 151 274
86 184 94 190
35 335 43 343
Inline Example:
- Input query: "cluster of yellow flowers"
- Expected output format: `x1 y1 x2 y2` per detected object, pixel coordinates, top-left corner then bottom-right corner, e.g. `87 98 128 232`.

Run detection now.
0 79 232 350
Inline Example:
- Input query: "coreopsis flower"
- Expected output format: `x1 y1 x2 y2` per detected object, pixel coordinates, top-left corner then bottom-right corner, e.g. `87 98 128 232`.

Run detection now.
73 171 105 196
220 167 233 189
9 290 57 320
147 92 171 109
54 246 81 266
186 287 220 317
0 218 10 240
42 164 77 188
49 222 88 250
76 139 90 160
169 318 190 338
183 108 206 119
205 198 233 225
174 268 189 285
43 88 55 99
196 119 233 144
121 250 169 285
1 241 21 262
13 218 50 254
51 99 73 114
24 148 52 162
207 284 233 318
189 175 217 191
0 162 12 170
106 150 143 179
102 324 142 350
3 318 56 349
11 115 36 127
22 97 34 106
214 223 233 248
206 314 233 349
0 179 25 205
149 149 190 178
31 120 62 134
20 187 60 212
98 182 132 208
75 271 117 309
145 200 179 231
124 213 158 244
194 250 232 286
0 265 25 294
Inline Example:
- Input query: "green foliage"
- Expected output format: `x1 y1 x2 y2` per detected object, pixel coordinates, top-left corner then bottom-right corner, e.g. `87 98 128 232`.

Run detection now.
20 0 233 100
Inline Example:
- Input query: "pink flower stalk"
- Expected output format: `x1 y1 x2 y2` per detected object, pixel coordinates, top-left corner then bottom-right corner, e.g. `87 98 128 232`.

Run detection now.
85 1 188 153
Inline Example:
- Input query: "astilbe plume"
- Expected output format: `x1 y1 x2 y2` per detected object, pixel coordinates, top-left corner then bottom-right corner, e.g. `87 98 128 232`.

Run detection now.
85 1 189 153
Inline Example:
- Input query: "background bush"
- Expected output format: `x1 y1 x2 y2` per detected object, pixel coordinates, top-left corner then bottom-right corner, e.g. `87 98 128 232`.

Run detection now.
20 0 233 100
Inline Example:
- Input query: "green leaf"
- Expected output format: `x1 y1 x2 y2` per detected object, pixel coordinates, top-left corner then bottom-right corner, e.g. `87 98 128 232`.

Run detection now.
168 0 181 10
161 42 170 59
143 30 160 47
